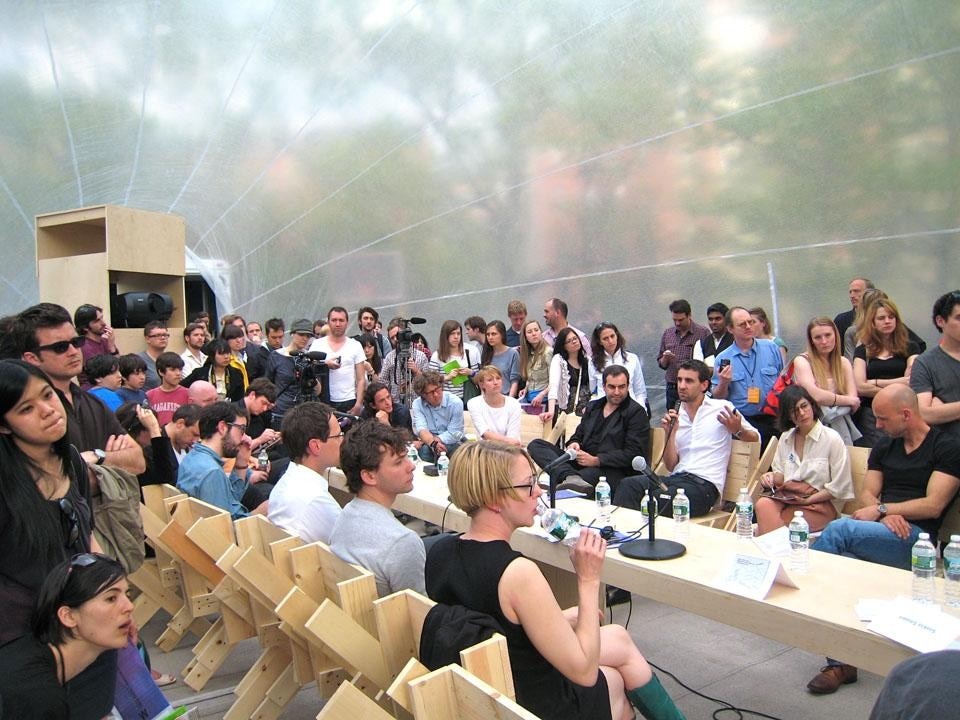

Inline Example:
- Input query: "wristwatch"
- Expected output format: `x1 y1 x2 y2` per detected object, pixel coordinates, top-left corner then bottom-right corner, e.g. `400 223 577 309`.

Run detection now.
93 449 107 465
877 503 888 519
732 430 743 440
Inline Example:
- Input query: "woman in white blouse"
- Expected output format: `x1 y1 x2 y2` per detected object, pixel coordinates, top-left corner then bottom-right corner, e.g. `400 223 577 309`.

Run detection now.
588 321 647 409
467 366 522 445
756 385 854 535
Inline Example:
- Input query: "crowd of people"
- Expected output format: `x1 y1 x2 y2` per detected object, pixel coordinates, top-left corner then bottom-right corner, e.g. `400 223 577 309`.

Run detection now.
0 278 958 718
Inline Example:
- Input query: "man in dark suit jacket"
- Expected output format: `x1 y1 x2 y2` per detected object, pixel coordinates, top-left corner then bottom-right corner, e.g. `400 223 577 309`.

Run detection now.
527 364 649 497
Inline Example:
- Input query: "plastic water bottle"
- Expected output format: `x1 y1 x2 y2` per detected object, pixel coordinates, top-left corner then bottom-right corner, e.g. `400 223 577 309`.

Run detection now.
595 476 612 524
672 488 690 542
538 506 581 545
911 532 936 604
407 443 419 466
735 487 753 540
437 451 449 476
257 448 269 470
788 511 809 574
944 535 960 607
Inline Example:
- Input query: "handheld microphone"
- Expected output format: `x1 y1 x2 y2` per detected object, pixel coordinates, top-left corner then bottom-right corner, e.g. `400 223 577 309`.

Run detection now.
330 409 362 422
289 350 328 361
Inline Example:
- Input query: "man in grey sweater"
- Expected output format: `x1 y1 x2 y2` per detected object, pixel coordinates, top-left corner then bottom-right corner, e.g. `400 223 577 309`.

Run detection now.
330 421 425 596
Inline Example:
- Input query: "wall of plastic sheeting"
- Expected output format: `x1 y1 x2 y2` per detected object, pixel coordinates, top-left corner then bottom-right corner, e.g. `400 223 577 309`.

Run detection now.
1 1 958 410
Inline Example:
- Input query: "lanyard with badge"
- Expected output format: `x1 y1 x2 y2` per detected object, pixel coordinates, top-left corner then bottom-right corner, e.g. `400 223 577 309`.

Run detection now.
736 350 761 405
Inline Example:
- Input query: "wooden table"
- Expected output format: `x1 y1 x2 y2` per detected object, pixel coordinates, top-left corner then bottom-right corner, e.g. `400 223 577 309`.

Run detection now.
326 466 926 676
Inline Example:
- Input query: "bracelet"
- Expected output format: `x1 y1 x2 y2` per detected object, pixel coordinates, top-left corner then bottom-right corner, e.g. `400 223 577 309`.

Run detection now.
234 465 249 470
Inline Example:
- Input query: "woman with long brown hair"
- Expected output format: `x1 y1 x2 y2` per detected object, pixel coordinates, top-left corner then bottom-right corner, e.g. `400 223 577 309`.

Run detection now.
519 320 552 407
792 317 861 444
853 298 921 446
429 320 479 399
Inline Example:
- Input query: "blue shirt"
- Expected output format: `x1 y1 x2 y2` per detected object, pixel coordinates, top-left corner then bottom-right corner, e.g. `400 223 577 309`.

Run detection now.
177 443 249 519
712 338 783 416
412 392 464 444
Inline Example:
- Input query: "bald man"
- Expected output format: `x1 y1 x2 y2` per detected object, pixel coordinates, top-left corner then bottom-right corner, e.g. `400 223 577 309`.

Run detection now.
806 385 960 694
188 380 219 407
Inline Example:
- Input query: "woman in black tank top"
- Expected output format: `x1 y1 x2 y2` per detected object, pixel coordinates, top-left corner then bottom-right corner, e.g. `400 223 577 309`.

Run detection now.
426 440 685 720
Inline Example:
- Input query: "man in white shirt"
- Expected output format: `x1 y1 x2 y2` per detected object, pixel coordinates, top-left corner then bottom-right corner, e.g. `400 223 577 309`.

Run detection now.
180 322 208 376
309 306 366 415
614 360 759 516
267 402 344 544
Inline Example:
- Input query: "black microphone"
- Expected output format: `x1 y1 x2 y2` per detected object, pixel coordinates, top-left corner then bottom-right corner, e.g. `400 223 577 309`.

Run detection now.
542 447 578 509
618 456 686 562
408 317 427 325
290 350 328 361
330 409 362 422
632 456 670 494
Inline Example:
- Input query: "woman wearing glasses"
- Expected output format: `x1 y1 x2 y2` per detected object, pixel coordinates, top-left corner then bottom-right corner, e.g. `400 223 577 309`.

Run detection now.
426 441 685 720
0 553 134 720
0 359 122 718
589 322 647 410
755 386 853 535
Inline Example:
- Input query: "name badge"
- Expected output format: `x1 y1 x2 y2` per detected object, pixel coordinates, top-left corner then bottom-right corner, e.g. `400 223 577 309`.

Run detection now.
747 386 761 404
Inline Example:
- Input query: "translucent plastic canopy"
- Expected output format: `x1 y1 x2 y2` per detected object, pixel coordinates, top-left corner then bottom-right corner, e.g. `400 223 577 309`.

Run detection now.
2 1 958 408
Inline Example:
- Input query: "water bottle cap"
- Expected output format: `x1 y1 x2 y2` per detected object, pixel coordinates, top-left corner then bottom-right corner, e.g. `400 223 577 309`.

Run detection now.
676 488 684 495
599 476 606 482
794 510 803 517
952 535 960 542
919 533 930 540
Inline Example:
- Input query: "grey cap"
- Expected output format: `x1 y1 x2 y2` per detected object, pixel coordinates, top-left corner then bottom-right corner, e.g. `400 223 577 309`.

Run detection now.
290 318 315 335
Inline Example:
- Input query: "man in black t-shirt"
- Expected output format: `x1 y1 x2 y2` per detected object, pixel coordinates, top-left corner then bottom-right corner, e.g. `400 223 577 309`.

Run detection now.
807 385 960 695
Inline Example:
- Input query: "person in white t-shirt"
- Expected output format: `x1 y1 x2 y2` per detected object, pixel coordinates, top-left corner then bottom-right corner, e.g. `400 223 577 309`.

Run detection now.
467 366 522 445
267 402 344 544
309 306 366 415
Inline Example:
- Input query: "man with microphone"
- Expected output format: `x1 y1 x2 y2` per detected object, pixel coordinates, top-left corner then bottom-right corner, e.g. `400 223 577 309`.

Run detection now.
614 360 759 516
527 365 648 497
265 318 336 428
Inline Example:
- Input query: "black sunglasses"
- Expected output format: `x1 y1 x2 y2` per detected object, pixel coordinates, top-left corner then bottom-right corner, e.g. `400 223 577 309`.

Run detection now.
59 497 80 548
36 336 85 355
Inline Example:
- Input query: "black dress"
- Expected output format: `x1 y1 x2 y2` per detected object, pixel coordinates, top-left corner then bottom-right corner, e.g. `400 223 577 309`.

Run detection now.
425 534 612 720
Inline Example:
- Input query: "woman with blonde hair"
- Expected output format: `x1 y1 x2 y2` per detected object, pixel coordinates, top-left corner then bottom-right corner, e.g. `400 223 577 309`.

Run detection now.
518 320 552 407
425 441 685 720
853 298 921 446
792 317 861 444
467 366 522 445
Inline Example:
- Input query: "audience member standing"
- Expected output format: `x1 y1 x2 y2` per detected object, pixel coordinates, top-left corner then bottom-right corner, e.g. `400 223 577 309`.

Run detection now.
833 277 873 354
542 297 591 357
912 290 960 440
693 302 733 368
310 307 366 415
138 320 170 391
657 300 708 411
74 303 118 388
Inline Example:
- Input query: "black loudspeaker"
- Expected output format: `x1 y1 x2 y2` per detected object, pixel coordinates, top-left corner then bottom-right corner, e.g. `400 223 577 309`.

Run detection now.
111 292 174 328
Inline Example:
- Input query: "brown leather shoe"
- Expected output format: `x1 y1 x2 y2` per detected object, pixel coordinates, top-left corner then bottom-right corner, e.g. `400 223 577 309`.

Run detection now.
807 664 858 694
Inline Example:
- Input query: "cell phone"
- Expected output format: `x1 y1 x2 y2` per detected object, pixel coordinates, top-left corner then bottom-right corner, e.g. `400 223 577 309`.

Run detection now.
719 358 731 369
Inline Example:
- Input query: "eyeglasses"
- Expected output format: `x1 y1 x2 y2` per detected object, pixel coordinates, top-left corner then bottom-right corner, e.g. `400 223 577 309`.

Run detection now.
147 333 170 339
59 497 80 548
36 336 85 354
226 422 247 433
328 431 345 441
503 476 538 497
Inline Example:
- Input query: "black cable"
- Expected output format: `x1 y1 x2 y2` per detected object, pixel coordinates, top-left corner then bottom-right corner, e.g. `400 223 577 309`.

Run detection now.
613 598 784 720
440 500 452 534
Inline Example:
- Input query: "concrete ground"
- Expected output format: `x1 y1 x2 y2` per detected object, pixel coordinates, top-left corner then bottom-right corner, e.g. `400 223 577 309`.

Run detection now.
149 590 884 720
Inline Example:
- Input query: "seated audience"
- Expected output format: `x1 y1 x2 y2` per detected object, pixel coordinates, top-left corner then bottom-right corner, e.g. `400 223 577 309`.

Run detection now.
187 380 219 407
428 320 480 399
146 352 189 425
361 381 414 434
911 289 960 440
518 319 552 407
589 321 647 409
853 297 921 446
614 360 758 517
481 320 521 397
467 366 522 445
268 402 344 544
84 354 123 411
330 421 425 596
427 441 685 720
411 370 465 462
221 323 251 389
756 386 853 535
117 353 149 406
792 317 861 444
0 553 133 720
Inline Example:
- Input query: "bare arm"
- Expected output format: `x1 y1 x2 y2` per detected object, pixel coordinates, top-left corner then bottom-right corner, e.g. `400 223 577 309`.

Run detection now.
660 410 679 472
81 434 146 475
917 391 960 425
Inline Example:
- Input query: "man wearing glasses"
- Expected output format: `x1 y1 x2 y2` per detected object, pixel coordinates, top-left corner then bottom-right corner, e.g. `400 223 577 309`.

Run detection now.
177 401 268 518
331 421 425 597
268 402 344 543
712 306 783 449
137 320 170 391
1 303 145 476
411 370 464 462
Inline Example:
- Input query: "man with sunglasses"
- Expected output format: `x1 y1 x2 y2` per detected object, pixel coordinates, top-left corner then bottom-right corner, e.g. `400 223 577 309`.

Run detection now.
177 401 268 518
1 303 145 476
